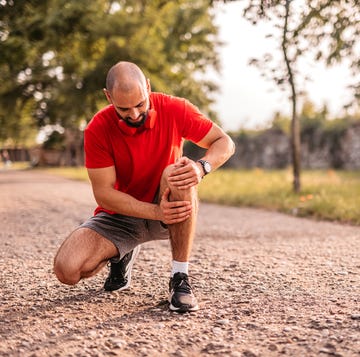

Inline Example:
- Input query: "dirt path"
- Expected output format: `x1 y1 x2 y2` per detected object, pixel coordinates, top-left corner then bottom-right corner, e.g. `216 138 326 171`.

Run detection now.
0 169 359 357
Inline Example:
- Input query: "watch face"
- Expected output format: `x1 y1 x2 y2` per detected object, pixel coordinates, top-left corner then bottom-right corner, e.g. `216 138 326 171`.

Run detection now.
204 162 211 173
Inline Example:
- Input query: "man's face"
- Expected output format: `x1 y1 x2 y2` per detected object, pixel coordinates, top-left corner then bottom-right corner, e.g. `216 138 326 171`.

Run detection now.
105 80 150 128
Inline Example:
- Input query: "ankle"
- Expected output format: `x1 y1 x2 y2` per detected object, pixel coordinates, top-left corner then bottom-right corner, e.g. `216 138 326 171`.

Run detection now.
171 260 189 277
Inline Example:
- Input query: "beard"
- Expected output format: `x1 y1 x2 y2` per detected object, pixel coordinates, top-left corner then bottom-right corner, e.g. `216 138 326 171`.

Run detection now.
116 111 148 128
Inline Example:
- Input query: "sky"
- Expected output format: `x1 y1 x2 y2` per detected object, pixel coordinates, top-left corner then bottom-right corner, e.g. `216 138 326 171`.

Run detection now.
212 2 354 132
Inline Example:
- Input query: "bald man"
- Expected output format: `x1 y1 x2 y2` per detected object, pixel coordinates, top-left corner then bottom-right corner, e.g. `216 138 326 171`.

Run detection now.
54 61 235 313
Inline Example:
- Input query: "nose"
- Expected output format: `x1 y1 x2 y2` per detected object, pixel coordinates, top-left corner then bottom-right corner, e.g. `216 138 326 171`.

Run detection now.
128 107 141 120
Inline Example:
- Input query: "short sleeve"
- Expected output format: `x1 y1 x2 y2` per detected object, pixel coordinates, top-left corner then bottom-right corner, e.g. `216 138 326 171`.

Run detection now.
173 98 213 143
84 125 114 168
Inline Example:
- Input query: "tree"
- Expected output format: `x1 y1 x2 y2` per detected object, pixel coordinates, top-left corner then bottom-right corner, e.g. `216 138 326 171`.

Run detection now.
244 0 302 191
242 0 360 192
0 0 221 152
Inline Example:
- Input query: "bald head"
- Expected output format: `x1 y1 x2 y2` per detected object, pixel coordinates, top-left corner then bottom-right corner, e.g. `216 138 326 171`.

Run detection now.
106 61 147 95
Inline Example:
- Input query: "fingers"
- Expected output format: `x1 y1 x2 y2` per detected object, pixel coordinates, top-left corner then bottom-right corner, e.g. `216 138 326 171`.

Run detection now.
161 187 170 201
168 159 202 189
165 200 192 217
164 204 192 224
174 156 189 167
160 193 192 224
170 177 199 190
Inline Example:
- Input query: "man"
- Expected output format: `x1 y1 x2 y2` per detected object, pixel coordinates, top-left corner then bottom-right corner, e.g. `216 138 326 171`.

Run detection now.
54 61 235 313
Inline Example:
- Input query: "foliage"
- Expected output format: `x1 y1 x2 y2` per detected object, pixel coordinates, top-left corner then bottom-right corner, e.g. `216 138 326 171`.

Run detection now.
0 0 221 145
229 97 356 145
238 0 359 191
268 111 290 134
242 0 360 95
42 130 65 150
242 0 305 191
227 100 360 171
0 97 38 147
298 99 359 139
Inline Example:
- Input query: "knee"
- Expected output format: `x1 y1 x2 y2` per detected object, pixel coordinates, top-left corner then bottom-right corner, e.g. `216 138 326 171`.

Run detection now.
53 254 80 285
162 164 197 199
162 164 175 183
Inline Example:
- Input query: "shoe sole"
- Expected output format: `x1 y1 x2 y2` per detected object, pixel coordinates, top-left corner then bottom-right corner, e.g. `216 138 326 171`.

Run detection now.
169 302 199 313
168 291 199 312
116 245 141 292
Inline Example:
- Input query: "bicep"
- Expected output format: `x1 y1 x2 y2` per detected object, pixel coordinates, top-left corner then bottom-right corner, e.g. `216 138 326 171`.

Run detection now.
87 166 116 191
196 123 227 149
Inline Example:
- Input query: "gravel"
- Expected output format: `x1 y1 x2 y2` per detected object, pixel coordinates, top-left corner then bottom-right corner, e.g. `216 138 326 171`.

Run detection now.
0 169 359 356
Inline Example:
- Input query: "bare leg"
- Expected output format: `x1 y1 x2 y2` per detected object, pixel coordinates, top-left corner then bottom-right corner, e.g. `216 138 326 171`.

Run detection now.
53 228 118 285
160 166 198 262
161 165 200 312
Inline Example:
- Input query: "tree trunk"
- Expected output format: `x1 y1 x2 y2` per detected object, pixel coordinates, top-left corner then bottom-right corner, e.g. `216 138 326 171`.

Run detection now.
282 0 301 192
63 128 84 166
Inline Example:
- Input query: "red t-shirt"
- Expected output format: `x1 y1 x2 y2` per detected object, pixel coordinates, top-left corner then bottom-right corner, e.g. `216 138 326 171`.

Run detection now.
84 92 213 215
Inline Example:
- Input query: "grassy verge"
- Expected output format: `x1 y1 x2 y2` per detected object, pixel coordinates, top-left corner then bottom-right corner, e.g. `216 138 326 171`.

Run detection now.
1 161 31 170
28 166 360 226
199 168 360 225
34 166 90 181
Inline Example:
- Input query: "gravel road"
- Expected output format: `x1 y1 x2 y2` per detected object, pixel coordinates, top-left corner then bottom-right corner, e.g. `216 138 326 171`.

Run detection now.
0 169 359 357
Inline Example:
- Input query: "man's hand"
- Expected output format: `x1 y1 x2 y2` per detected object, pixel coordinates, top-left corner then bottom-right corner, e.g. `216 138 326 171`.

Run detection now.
168 157 203 190
158 188 192 225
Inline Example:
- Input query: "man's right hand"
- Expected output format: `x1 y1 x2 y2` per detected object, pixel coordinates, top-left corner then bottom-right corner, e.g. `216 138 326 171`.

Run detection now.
158 188 192 225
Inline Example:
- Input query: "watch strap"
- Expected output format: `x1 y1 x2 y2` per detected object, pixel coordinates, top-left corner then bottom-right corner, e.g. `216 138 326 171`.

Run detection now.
197 159 211 176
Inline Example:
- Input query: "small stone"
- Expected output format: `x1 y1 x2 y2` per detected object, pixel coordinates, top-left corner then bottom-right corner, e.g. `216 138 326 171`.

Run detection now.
216 319 230 325
109 338 126 348
268 344 278 351
88 330 97 337
212 327 223 334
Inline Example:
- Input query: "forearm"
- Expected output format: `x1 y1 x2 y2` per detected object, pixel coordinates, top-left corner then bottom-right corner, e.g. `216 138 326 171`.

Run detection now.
201 135 235 171
93 187 160 220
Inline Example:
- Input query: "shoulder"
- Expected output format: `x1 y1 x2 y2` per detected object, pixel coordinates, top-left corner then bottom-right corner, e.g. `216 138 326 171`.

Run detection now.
86 105 115 132
150 92 186 111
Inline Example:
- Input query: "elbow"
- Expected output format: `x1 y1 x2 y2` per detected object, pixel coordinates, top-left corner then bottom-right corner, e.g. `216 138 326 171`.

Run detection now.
228 136 236 157
95 196 113 212
231 141 236 156
92 189 111 211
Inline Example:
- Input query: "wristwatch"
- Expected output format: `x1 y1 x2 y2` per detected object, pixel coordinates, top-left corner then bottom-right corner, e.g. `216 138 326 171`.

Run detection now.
197 159 212 176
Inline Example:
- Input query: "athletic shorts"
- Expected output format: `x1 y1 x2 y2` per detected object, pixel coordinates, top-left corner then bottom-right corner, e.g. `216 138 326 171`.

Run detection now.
79 211 170 262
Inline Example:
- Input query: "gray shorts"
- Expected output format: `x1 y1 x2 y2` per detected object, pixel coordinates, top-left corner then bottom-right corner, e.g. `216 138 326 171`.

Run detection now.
79 211 170 262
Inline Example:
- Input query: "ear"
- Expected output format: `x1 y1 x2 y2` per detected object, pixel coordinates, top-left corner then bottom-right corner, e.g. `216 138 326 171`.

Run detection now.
146 78 151 94
103 88 112 104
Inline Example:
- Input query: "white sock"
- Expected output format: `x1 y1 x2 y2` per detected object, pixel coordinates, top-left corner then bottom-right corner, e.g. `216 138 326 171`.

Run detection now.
171 260 189 277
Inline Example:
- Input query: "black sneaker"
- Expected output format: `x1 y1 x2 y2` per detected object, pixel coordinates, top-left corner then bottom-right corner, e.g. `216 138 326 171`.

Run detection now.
104 245 140 291
169 272 199 312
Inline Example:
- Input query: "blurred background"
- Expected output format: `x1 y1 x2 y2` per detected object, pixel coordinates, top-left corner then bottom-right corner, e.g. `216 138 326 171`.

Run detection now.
1 0 359 171
212 1 355 132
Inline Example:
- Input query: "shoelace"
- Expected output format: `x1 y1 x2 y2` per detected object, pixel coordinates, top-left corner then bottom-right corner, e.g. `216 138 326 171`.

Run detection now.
173 278 191 294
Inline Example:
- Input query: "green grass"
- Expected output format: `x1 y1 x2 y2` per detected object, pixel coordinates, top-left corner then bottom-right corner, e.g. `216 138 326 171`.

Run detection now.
2 161 31 170
36 166 90 182
199 168 360 225
32 166 360 226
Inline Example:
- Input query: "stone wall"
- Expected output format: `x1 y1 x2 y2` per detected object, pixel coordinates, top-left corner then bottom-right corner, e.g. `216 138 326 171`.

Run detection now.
342 123 360 169
226 123 360 169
